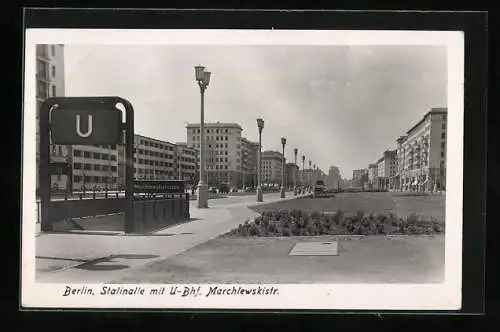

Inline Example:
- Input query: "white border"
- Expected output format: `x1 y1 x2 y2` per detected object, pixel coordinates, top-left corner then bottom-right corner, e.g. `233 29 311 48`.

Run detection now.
22 29 464 310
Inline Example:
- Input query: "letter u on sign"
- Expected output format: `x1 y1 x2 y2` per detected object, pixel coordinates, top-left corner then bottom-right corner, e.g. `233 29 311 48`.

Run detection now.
76 114 93 138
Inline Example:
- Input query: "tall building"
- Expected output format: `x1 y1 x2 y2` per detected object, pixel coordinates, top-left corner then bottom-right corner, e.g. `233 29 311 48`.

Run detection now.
327 165 341 190
36 44 67 193
261 150 285 185
241 137 259 188
376 150 397 190
397 107 448 192
186 122 251 188
351 168 368 188
368 163 378 189
285 163 300 189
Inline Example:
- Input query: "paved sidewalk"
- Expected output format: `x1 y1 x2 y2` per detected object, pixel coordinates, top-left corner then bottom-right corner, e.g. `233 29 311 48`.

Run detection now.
35 191 304 283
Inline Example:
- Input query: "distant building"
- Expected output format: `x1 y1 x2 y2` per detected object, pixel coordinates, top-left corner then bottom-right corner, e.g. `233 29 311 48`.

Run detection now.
241 137 260 188
376 150 397 190
285 163 300 189
351 168 368 188
368 163 378 189
327 165 341 190
261 150 285 185
397 107 448 192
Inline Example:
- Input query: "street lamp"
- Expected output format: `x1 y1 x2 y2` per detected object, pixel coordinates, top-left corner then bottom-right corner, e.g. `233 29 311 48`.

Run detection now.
280 137 286 198
309 160 312 192
194 65 211 209
256 118 265 202
301 154 305 190
293 148 298 196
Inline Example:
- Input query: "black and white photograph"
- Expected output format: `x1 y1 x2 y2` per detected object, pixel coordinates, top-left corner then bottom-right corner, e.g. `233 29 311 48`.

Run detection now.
22 27 465 310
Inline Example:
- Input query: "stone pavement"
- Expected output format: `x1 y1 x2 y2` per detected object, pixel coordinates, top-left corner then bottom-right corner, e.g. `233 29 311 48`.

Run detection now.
35 191 306 283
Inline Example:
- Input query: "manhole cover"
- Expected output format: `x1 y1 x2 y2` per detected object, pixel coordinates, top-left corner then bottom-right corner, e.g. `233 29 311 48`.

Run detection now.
288 241 339 256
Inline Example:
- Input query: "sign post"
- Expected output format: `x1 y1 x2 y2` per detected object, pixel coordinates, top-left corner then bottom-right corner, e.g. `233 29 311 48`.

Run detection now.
39 97 135 233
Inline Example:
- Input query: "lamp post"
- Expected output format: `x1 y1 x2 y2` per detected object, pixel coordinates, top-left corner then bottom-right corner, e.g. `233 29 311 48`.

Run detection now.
256 118 265 202
301 154 305 190
293 148 298 196
280 137 286 198
194 65 211 209
309 160 312 193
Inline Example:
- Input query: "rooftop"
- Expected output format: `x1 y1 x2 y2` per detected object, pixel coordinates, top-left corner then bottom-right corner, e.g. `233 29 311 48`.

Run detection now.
406 107 448 135
185 122 243 130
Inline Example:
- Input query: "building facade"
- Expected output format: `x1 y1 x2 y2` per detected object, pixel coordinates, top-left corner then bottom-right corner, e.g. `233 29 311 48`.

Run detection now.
261 150 285 185
376 150 397 190
327 165 341 190
240 137 259 188
185 122 259 188
36 44 67 193
397 108 448 192
116 135 198 190
351 168 369 188
285 163 300 189
72 145 119 191
368 164 378 189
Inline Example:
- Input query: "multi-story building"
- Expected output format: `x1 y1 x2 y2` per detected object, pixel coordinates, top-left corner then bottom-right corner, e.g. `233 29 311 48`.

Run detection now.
186 122 251 188
174 143 198 184
116 135 198 189
241 137 259 188
368 164 379 189
351 168 369 188
284 163 300 189
376 150 397 190
397 107 448 192
36 44 67 193
327 165 341 190
72 145 119 191
261 150 285 185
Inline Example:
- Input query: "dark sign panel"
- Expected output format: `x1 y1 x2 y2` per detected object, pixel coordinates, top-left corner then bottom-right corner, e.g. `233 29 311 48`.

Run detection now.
49 162 71 175
134 180 185 194
51 108 122 145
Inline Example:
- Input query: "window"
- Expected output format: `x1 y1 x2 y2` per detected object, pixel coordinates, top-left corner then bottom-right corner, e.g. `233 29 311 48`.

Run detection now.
52 85 56 97
84 164 91 170
441 142 445 148
441 132 446 139
111 166 117 172
93 176 100 183
93 152 100 159
73 175 82 183
52 65 56 77
74 163 82 169
94 164 101 171
51 45 55 56
441 152 445 158
84 151 91 158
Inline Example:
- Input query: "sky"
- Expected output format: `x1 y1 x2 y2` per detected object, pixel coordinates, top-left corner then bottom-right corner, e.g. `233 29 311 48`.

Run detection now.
63 44 447 178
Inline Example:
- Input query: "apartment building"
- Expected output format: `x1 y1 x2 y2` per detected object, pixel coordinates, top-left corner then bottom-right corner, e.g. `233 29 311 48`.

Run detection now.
261 150 285 185
72 145 119 191
376 150 397 190
174 143 198 184
285 163 300 189
397 107 448 192
327 165 341 190
36 44 67 193
368 164 378 189
241 137 259 188
186 122 250 188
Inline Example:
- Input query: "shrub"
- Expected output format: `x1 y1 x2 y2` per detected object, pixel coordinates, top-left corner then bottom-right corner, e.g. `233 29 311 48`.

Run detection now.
225 209 445 238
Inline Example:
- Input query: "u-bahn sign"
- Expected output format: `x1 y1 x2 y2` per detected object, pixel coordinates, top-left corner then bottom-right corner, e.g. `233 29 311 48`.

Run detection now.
134 180 185 194
51 108 122 145
39 97 135 233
